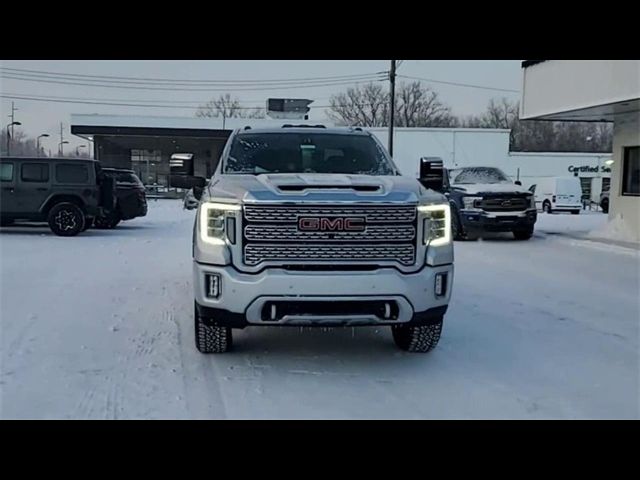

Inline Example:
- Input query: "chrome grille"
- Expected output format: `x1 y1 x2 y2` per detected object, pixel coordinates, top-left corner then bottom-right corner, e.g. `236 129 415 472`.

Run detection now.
244 244 416 266
242 204 417 266
245 224 416 242
244 205 416 223
481 197 529 212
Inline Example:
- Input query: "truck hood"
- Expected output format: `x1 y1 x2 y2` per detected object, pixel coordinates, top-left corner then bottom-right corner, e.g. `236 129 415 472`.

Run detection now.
452 183 531 195
205 173 444 204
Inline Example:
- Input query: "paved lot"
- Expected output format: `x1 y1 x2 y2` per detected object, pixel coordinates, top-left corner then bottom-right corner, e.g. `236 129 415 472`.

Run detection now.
1 202 638 419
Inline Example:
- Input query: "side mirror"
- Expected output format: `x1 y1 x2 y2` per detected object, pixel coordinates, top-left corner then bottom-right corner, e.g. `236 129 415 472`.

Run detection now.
515 180 522 186
170 153 194 176
419 157 445 193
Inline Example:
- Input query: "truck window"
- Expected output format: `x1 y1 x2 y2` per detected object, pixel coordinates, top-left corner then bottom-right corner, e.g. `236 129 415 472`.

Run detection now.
1 163 14 182
21 163 49 183
56 164 89 184
449 167 511 184
225 133 396 175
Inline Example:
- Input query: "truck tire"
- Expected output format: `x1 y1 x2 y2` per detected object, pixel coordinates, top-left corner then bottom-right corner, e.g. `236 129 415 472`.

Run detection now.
513 227 534 240
571 210 580 215
543 200 553 214
94 212 121 229
47 202 85 237
195 304 232 353
451 206 467 241
601 199 609 213
391 319 442 352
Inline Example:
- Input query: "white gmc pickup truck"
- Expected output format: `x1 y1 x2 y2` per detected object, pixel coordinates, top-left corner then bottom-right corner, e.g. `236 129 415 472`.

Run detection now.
171 125 454 353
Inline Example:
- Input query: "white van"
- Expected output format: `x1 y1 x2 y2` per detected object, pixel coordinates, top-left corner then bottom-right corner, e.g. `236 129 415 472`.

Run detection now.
529 176 583 214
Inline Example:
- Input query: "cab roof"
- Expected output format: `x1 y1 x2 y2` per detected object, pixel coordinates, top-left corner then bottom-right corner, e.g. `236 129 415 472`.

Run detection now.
234 125 370 136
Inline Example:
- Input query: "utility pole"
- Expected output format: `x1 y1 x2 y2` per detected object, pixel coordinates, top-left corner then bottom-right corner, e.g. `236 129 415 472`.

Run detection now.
59 122 64 156
388 60 397 157
9 102 18 140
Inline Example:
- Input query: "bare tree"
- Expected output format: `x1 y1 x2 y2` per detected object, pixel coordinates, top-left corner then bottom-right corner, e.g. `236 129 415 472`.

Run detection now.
327 83 389 127
472 97 613 152
328 82 456 128
196 94 265 119
396 82 457 127
1 129 43 156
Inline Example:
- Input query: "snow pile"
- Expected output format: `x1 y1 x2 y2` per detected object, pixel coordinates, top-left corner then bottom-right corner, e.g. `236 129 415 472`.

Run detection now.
535 210 607 235
587 213 640 245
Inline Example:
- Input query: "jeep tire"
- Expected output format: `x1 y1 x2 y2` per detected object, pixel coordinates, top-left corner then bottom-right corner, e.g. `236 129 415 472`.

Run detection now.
195 303 232 353
391 319 443 352
94 212 121 229
47 203 85 236
513 227 534 240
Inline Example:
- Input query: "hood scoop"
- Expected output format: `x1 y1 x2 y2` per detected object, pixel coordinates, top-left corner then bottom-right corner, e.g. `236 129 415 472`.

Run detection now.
277 184 381 192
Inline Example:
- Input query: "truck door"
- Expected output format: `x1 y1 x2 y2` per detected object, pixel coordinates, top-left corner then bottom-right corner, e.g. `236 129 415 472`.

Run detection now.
1 161 17 214
15 162 51 216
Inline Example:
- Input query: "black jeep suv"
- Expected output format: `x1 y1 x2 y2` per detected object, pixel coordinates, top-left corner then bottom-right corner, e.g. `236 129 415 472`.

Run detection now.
92 168 147 229
0 156 116 236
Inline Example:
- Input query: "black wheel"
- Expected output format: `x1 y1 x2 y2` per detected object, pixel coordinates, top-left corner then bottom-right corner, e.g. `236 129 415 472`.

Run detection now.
47 203 85 236
513 227 534 240
451 206 466 241
543 200 553 214
392 319 443 353
601 199 609 213
571 210 580 215
195 303 232 353
82 217 93 231
93 212 120 229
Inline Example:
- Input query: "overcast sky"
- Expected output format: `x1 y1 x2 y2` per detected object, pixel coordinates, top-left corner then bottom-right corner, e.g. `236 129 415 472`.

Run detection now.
0 60 522 151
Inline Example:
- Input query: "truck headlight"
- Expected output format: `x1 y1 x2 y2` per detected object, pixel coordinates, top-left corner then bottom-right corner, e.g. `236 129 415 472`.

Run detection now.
199 202 241 245
462 196 483 210
418 204 451 246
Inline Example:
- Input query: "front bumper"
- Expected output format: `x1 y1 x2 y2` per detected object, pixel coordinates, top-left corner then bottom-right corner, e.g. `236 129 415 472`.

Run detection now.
459 208 537 232
194 262 453 328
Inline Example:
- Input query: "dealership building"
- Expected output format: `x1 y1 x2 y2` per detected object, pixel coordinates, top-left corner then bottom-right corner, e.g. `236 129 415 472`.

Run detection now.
71 113 613 204
520 60 639 242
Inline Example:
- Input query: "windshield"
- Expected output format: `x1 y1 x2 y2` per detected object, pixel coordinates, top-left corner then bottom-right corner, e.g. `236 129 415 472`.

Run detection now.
224 132 396 175
449 167 511 184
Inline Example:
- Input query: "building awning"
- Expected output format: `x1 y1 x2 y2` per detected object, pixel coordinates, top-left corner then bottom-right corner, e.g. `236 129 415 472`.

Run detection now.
520 60 640 122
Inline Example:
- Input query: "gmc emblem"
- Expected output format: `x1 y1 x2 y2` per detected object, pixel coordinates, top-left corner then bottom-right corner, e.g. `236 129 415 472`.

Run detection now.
298 216 366 232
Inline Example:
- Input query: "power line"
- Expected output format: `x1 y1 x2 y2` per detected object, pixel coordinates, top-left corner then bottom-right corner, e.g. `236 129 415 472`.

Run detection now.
0 67 384 83
0 66 385 85
397 74 520 93
0 93 382 111
0 73 384 92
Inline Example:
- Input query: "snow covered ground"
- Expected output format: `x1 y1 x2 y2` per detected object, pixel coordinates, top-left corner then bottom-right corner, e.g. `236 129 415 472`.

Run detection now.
1 201 638 419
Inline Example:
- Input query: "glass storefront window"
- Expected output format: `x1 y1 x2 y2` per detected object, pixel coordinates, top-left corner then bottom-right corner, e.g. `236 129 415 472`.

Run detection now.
131 149 162 186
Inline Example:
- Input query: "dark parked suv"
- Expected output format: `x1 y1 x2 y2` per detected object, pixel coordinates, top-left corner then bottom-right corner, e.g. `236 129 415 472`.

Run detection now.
0 156 115 236
93 168 147 228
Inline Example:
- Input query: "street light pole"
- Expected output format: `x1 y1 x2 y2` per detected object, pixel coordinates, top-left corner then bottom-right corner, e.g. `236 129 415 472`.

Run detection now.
6 121 22 156
37 134 50 157
58 140 69 156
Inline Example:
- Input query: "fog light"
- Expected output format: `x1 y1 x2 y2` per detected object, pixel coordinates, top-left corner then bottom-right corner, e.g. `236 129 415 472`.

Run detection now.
435 273 447 297
205 273 221 299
